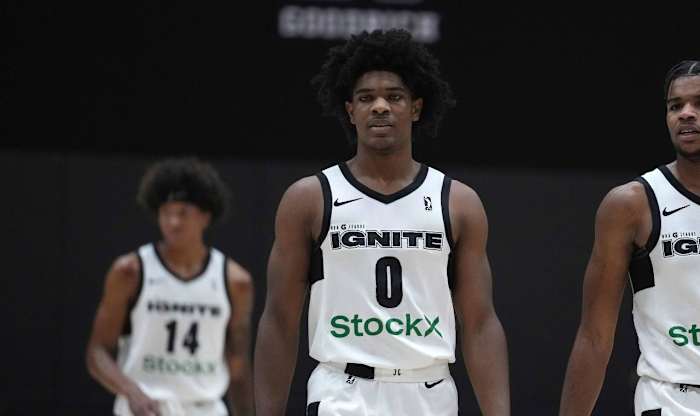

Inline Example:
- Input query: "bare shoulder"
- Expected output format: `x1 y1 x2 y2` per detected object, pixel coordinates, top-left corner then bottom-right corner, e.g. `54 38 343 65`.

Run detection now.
276 174 325 240
449 179 484 214
226 258 253 289
110 252 140 283
103 252 141 300
446 179 487 245
282 175 323 204
597 180 648 221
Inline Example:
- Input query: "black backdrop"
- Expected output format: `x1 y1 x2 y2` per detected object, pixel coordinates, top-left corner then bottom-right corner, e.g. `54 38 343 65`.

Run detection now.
3 2 695 415
4 3 694 170
2 151 640 414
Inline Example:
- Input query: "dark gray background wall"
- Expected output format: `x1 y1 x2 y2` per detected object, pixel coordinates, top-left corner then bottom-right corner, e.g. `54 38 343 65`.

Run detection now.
1 151 642 414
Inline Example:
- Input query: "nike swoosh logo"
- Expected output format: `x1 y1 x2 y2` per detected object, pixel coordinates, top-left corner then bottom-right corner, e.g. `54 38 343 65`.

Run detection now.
424 379 444 389
662 205 690 216
333 197 363 207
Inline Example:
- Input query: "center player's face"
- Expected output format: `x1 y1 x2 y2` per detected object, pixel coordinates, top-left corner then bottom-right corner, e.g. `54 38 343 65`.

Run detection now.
667 75 700 161
158 201 210 247
345 70 423 152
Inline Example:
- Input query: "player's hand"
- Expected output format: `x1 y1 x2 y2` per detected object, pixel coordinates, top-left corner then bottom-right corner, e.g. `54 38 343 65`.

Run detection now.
126 388 162 416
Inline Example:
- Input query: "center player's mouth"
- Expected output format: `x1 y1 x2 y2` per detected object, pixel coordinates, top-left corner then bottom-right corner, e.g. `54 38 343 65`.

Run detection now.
368 120 393 128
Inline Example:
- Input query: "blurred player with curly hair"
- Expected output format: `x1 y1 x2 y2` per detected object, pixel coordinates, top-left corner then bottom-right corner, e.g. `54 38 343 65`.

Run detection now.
87 157 253 416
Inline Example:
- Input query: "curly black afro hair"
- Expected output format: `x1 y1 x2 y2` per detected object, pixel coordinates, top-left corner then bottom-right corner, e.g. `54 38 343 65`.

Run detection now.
664 60 700 99
311 28 456 144
137 157 231 223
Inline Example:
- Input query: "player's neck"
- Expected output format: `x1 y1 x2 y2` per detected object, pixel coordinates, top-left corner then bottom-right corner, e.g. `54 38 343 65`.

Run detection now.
351 143 417 182
670 158 700 195
346 151 420 196
158 239 208 270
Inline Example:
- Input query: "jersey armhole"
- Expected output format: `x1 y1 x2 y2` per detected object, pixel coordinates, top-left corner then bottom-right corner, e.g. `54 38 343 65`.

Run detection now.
441 176 456 291
223 256 233 308
316 172 332 245
309 172 332 285
633 177 661 256
440 176 455 250
121 251 144 336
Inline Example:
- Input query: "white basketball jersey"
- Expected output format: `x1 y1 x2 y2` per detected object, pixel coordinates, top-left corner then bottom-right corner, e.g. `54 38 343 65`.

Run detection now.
308 162 457 369
631 166 700 384
116 243 231 404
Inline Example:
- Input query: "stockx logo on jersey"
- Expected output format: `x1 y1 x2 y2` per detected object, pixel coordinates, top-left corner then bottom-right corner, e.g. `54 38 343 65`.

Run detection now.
330 229 444 251
661 231 699 257
330 313 443 338
668 324 700 347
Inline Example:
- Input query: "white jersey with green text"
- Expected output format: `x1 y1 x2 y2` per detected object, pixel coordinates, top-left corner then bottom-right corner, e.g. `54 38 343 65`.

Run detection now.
631 166 700 384
308 162 457 369
116 243 231 405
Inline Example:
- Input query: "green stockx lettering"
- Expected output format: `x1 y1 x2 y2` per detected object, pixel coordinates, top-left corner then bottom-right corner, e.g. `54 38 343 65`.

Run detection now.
143 355 217 375
669 324 700 346
330 314 442 338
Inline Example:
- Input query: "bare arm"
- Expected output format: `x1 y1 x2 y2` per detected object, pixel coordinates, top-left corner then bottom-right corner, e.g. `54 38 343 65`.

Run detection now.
254 176 322 416
559 183 647 416
451 181 510 415
225 260 254 416
85 254 161 416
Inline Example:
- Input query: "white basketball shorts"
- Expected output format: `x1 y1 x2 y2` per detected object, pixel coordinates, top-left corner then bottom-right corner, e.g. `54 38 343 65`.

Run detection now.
306 362 457 416
635 376 700 415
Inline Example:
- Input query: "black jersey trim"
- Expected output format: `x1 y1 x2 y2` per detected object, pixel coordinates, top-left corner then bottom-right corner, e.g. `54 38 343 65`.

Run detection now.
659 165 700 205
641 409 661 416
223 256 232 308
306 401 320 416
441 176 456 291
628 177 659 294
338 162 429 204
309 172 331 285
122 251 144 336
635 177 661 253
441 176 455 250
316 172 332 244
153 242 212 283
629 253 655 294
309 243 324 284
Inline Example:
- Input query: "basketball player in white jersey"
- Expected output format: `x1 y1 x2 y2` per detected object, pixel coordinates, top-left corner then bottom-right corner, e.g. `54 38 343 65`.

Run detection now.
560 60 700 415
86 158 253 416
254 29 510 415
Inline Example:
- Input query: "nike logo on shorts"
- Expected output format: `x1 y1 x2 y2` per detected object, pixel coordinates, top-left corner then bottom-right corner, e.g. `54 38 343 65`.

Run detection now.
424 379 444 389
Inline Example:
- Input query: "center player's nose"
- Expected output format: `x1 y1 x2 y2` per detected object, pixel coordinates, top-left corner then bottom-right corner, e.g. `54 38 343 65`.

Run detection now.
371 97 390 114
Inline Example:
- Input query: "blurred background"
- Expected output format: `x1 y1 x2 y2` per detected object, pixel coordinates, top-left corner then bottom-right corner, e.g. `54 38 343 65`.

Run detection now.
2 2 696 415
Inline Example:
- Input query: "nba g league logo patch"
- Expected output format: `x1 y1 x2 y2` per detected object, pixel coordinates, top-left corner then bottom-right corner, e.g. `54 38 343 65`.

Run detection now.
424 196 432 211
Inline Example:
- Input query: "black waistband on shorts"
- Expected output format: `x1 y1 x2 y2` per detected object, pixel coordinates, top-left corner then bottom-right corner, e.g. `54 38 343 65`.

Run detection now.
680 383 700 389
344 363 375 379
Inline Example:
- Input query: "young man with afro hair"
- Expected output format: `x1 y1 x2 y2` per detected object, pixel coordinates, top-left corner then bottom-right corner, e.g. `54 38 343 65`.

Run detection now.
86 157 253 416
255 29 511 415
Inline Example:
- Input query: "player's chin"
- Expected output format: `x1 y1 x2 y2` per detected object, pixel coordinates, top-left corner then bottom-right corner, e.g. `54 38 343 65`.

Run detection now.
364 134 400 151
676 143 700 162
162 232 188 247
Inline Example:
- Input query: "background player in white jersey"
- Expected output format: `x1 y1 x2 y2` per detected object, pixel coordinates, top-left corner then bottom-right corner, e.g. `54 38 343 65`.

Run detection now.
254 29 510 415
86 158 253 416
560 60 700 415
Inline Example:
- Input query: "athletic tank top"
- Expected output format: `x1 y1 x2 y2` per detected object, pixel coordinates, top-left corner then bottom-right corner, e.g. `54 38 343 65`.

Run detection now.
307 162 457 369
630 165 700 384
116 243 231 402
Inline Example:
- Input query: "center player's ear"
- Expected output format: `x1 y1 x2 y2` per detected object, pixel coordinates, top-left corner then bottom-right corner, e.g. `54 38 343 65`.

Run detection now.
411 97 423 122
346 101 356 125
